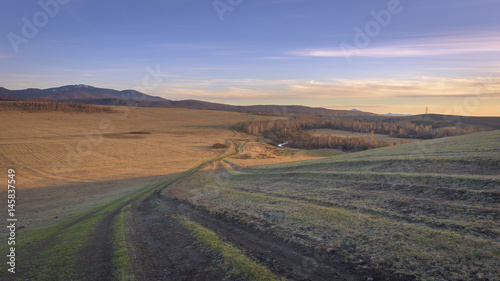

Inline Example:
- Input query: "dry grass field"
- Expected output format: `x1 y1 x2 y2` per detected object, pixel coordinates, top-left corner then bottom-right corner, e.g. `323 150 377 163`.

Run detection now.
0 107 242 189
0 107 322 236
0 107 319 189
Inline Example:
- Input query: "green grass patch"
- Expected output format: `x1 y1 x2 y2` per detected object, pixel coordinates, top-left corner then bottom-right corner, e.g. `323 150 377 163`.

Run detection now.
175 215 285 281
19 198 126 280
111 203 136 281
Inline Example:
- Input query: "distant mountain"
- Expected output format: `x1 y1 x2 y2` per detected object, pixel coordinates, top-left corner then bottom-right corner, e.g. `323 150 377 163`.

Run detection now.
0 85 167 102
0 85 376 117
349 109 362 112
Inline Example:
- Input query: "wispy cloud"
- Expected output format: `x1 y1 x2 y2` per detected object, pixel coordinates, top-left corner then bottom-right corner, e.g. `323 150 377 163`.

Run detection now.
149 76 500 116
153 76 500 101
290 32 500 58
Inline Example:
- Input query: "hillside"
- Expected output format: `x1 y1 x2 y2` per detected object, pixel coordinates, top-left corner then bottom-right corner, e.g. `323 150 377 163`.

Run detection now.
171 130 500 280
338 114 500 130
418 114 500 130
0 85 167 102
0 85 376 116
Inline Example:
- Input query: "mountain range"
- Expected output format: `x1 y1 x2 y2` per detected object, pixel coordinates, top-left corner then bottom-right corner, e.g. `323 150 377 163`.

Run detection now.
0 85 376 116
0 84 166 102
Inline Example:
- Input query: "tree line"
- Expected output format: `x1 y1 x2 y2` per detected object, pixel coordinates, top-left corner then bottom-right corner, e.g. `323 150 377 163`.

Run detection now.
0 101 115 113
240 114 483 139
270 128 408 151
237 114 483 151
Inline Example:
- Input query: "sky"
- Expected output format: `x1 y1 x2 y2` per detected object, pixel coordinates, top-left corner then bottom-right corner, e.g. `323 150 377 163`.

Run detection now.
1 0 499 116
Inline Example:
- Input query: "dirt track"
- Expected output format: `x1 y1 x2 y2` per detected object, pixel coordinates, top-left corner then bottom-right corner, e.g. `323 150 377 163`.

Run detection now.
75 140 407 281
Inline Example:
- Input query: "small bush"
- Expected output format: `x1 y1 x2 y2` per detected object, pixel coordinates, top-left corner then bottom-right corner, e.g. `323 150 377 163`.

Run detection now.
212 143 229 149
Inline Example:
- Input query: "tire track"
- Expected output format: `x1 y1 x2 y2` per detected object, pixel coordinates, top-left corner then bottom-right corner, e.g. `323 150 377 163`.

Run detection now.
75 140 239 280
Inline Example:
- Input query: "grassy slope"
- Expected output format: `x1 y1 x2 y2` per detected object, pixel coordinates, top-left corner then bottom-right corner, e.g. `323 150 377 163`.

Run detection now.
175 130 500 280
333 114 500 130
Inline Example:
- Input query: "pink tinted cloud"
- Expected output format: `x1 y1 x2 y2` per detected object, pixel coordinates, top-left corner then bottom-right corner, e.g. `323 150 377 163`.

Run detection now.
290 32 500 58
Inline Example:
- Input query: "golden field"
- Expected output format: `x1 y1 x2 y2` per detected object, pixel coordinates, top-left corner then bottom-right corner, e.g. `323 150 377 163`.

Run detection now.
0 107 318 189
0 107 321 233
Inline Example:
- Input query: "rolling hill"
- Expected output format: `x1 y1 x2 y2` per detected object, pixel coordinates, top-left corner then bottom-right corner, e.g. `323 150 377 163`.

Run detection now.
338 113 500 130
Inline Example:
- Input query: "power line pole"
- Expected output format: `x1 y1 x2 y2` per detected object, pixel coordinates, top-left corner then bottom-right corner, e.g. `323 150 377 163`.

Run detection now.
425 106 428 114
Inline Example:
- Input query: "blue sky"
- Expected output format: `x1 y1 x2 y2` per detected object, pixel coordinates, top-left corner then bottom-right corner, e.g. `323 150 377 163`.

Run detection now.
1 0 499 115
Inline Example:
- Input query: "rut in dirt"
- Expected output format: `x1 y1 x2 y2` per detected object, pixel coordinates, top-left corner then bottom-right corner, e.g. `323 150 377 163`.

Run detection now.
130 207 230 281
131 190 414 281
78 207 119 281
77 184 165 280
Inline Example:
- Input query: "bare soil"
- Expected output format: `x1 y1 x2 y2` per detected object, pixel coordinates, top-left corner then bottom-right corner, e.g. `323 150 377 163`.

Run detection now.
135 194 413 281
